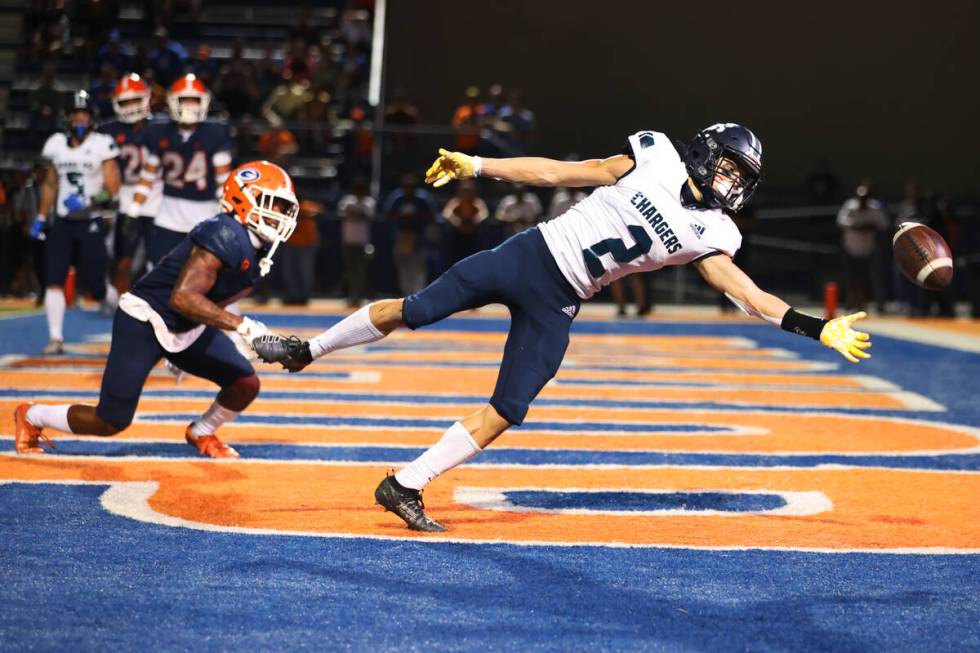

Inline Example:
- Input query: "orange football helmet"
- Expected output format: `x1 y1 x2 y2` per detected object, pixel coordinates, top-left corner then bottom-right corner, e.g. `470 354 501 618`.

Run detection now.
221 161 299 276
112 73 150 123
167 74 210 124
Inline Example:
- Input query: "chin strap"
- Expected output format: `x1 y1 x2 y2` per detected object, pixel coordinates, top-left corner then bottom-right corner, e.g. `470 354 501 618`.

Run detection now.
258 237 283 277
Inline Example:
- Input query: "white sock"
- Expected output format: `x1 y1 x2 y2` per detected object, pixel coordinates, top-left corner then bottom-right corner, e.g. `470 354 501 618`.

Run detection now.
190 401 240 436
25 404 73 433
104 283 119 310
45 288 66 341
308 304 384 359
395 422 482 490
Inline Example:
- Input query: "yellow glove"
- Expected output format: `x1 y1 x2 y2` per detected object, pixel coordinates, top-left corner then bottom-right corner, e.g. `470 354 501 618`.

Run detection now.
425 148 479 188
819 311 872 363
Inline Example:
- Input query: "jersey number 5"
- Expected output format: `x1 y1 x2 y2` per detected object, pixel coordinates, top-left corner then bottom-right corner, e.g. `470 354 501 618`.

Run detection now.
582 225 652 278
162 151 208 191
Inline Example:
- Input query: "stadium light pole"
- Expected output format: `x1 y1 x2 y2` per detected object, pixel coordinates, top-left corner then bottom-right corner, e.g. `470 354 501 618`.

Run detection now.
368 0 387 198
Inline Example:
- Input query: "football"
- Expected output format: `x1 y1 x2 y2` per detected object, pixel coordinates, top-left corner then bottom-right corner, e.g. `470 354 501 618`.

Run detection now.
892 222 953 290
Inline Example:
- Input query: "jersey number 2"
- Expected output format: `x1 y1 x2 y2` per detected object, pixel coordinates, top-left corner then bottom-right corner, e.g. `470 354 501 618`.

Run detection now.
581 225 652 278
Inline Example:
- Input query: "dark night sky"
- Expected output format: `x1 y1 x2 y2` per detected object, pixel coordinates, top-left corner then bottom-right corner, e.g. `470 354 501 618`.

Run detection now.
385 1 980 197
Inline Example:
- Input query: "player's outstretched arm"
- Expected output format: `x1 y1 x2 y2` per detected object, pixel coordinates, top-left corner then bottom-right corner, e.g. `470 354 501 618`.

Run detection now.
694 253 871 363
425 148 632 188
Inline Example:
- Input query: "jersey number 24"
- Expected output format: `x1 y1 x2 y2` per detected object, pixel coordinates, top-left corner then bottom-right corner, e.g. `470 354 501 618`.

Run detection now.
162 151 208 191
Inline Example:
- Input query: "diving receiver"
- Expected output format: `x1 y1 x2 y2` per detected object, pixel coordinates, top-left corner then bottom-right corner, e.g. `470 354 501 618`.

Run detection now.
255 124 871 532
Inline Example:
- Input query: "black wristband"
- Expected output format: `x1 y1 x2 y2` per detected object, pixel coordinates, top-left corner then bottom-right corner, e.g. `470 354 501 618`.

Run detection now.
780 308 827 340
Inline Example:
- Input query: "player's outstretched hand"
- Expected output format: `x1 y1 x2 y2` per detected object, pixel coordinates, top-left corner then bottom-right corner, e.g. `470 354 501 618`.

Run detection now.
253 334 313 373
819 311 871 363
425 148 477 187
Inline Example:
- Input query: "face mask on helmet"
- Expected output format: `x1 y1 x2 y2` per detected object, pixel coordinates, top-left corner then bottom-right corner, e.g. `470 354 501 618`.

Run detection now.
708 155 760 212
113 96 150 123
686 125 763 212
168 93 210 124
68 110 92 141
221 166 299 276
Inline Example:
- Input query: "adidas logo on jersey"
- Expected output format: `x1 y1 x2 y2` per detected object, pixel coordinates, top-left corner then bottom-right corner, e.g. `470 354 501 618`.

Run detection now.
562 305 577 318
690 222 706 239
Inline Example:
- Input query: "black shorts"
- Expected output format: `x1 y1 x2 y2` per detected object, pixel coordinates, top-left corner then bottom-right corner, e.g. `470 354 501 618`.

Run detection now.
402 228 580 426
45 217 108 300
96 311 255 430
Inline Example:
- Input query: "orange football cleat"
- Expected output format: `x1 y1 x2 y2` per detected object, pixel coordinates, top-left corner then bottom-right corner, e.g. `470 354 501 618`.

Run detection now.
184 424 239 459
13 404 54 454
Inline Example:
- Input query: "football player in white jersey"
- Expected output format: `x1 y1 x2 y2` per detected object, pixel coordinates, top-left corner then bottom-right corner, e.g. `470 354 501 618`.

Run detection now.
31 90 121 355
254 123 872 532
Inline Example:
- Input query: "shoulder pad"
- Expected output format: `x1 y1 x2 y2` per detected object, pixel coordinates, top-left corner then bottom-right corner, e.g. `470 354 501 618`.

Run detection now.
189 214 247 268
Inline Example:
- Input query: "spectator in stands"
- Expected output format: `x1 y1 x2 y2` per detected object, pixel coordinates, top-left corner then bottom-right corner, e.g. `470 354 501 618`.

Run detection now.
890 180 927 313
190 44 219 88
337 177 376 307
837 180 889 312
919 195 958 317
262 76 312 127
495 88 536 153
610 275 650 318
384 89 421 141
147 26 187 87
383 89 421 176
214 42 262 119
384 175 435 295
495 185 543 237
443 180 489 265
95 29 133 76
340 7 372 47
452 86 484 152
12 163 46 301
299 86 334 149
29 64 64 147
547 183 588 219
482 83 505 119
258 127 299 167
282 37 316 85
280 200 321 306
88 63 118 118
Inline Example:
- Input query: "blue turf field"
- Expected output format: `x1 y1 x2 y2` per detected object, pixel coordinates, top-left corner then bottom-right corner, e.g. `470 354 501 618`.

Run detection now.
1 308 978 652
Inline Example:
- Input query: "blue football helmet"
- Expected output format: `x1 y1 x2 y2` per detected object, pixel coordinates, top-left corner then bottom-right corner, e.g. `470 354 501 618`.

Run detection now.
64 90 97 141
684 123 762 212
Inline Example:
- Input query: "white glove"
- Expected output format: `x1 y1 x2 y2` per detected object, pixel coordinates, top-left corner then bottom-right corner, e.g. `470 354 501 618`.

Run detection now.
235 316 272 345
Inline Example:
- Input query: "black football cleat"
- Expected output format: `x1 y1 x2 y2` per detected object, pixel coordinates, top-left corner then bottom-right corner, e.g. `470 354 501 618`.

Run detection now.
374 475 447 533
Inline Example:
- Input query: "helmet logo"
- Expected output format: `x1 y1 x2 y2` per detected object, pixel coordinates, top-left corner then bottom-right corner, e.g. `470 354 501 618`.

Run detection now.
236 168 261 183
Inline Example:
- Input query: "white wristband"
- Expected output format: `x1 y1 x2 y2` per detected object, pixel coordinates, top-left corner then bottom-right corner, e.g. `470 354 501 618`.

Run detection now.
472 156 483 177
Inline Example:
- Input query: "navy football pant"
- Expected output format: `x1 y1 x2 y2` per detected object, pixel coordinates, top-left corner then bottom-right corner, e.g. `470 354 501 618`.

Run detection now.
402 228 580 426
114 215 154 260
45 218 108 300
96 310 255 430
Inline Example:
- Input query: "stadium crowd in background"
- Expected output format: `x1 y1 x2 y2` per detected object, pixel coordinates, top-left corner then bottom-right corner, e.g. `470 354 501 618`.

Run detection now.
1 0 979 322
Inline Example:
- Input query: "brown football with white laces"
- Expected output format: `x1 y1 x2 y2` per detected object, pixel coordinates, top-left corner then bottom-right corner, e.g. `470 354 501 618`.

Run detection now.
892 222 953 290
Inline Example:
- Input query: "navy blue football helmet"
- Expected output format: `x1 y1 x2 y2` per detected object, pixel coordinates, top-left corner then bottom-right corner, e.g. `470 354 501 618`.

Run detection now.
64 90 97 141
684 123 762 212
